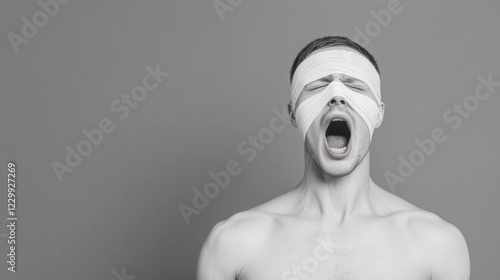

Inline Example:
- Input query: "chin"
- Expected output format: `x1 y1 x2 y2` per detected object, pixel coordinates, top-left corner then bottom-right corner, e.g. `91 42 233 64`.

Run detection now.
321 159 357 177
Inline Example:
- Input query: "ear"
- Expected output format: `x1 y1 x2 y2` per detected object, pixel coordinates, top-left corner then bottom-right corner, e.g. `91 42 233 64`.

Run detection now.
287 101 297 128
375 101 385 128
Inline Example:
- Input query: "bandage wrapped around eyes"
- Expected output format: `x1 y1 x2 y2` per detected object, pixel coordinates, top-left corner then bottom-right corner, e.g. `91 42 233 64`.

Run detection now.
291 49 382 142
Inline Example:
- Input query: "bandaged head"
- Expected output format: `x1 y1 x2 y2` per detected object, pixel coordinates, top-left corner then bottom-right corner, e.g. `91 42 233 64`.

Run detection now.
291 49 382 142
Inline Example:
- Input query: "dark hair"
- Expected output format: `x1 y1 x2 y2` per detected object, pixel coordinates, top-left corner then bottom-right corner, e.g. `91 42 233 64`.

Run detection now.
289 36 380 83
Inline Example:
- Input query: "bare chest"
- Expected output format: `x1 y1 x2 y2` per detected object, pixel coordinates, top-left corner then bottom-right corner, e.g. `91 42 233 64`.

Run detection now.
240 222 428 280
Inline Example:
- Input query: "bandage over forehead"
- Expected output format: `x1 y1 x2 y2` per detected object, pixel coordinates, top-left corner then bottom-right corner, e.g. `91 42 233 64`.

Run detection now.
291 49 382 141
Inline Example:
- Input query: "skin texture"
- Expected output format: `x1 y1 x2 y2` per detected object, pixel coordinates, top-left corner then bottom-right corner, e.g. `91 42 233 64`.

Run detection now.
197 46 470 280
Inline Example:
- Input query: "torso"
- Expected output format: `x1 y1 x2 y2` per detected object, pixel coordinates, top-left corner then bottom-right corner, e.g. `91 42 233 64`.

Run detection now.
230 185 435 280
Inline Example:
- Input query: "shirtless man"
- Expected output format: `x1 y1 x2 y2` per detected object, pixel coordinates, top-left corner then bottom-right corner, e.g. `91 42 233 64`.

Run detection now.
197 36 470 280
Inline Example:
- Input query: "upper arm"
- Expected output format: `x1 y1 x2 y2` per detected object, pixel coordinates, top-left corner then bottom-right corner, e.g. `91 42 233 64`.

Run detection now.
197 220 241 280
429 222 470 280
196 212 270 280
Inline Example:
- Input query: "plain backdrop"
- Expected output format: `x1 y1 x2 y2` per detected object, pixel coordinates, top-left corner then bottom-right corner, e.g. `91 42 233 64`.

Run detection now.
0 0 499 279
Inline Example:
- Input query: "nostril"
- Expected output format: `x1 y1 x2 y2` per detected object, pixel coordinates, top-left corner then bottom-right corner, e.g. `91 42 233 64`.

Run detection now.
329 97 346 106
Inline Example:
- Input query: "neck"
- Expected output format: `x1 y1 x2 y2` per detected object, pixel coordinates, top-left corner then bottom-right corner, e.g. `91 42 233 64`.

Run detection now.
295 150 376 223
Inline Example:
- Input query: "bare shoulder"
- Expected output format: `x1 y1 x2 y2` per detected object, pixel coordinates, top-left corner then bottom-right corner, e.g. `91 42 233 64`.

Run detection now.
197 210 276 279
398 208 467 246
397 209 471 279
207 209 276 250
381 192 468 249
198 189 299 266
374 186 470 278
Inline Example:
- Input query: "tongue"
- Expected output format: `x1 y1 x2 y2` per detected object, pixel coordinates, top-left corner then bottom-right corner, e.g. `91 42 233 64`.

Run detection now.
327 136 348 149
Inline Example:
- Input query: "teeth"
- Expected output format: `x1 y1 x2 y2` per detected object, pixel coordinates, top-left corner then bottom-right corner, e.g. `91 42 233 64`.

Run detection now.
329 146 347 154
332 118 346 122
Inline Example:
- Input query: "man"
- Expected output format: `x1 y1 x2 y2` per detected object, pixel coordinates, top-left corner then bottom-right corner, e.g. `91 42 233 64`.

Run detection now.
197 36 470 280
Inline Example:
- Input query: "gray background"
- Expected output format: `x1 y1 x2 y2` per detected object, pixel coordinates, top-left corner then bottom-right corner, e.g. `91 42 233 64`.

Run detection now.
0 0 499 279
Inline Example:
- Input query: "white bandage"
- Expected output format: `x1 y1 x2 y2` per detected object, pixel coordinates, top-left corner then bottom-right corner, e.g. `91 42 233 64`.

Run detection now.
291 49 382 141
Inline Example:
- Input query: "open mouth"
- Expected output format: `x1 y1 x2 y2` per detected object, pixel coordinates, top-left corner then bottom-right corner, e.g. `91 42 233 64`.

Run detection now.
325 117 351 157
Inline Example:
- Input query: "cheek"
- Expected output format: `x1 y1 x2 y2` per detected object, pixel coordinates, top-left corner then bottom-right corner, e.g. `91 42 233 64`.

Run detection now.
306 125 323 145
304 121 326 151
352 118 371 143
357 125 370 140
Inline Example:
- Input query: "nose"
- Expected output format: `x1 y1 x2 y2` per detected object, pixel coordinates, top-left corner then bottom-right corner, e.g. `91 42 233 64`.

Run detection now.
328 96 346 106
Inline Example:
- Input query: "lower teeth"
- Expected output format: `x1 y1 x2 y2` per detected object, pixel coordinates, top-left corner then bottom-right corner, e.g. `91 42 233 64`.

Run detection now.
330 146 347 153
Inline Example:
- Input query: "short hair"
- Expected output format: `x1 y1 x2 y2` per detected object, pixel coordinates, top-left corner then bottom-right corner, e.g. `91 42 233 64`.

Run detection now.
289 36 380 83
